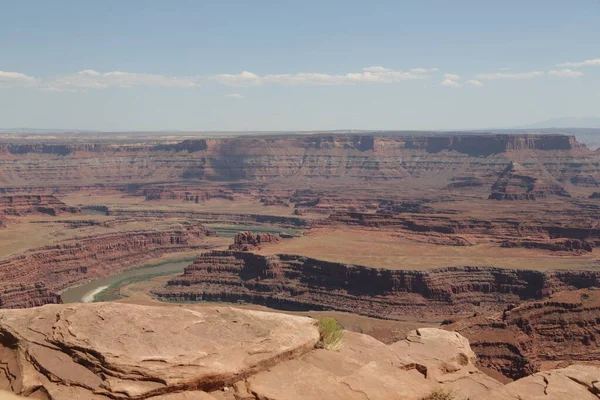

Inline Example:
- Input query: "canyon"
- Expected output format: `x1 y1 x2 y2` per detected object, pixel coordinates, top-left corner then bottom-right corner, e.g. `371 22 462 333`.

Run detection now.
2 131 600 393
0 224 219 308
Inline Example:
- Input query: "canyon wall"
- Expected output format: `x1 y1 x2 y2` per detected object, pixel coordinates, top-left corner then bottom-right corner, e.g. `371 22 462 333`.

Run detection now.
0 134 596 190
0 134 584 156
154 251 600 320
0 224 217 308
318 211 600 248
0 195 80 216
404 134 584 155
106 209 309 228
448 289 600 380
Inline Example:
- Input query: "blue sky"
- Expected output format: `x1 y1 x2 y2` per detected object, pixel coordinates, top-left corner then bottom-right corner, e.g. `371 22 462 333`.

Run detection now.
0 0 599 131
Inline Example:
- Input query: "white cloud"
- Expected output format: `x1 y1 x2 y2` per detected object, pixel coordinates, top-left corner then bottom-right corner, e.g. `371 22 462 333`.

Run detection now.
3 61 591 93
213 66 433 87
265 72 347 86
225 93 243 98
42 70 200 91
476 68 584 81
0 71 37 88
557 58 600 68
411 67 439 73
444 73 460 81
466 79 484 87
547 69 584 78
499 67 511 71
475 71 545 80
362 66 390 72
40 87 79 93
441 79 462 87
80 69 101 76
214 71 261 87
441 73 462 87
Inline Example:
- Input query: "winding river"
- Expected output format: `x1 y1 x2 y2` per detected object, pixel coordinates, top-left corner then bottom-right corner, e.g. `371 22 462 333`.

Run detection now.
60 260 193 303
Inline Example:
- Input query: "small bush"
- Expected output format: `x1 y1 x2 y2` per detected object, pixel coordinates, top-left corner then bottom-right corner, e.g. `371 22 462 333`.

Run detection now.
317 317 344 351
421 388 455 400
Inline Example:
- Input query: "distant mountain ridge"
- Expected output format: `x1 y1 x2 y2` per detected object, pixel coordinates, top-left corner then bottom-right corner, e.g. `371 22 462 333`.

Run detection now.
512 117 600 129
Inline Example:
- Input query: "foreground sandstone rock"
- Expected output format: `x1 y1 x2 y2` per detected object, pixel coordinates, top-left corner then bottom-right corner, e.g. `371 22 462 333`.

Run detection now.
483 365 600 400
0 303 319 399
0 302 598 399
244 328 502 400
0 391 25 399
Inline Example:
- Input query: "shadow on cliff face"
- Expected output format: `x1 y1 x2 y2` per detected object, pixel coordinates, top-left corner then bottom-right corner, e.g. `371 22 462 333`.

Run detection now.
406 134 581 157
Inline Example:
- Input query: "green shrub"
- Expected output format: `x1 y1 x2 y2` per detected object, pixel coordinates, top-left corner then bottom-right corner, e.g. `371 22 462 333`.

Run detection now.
317 317 344 351
421 388 455 400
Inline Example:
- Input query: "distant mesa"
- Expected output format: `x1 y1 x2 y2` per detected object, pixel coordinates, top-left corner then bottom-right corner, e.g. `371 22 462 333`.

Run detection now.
407 134 583 156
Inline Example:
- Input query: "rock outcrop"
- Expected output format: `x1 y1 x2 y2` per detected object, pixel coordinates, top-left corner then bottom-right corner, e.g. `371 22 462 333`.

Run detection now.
0 195 79 216
488 161 571 200
0 302 597 400
500 238 595 253
245 327 502 400
0 303 319 399
229 231 280 251
141 186 236 202
484 365 600 400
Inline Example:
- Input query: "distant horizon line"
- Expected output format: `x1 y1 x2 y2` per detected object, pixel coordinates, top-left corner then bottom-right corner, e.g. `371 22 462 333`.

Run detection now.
1 127 599 136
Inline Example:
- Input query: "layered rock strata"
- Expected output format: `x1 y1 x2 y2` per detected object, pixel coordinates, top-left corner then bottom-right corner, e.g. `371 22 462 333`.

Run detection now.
229 231 280 251
489 161 571 200
153 251 600 320
448 288 600 380
0 195 79 216
501 238 595 253
107 209 310 229
320 211 600 249
0 283 60 309
0 224 216 309
141 186 236 202
0 134 596 189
